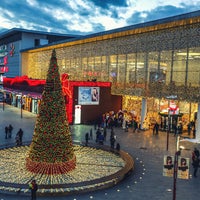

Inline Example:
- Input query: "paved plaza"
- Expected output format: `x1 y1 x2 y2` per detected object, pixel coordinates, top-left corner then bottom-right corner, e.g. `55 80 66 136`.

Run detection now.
0 104 200 200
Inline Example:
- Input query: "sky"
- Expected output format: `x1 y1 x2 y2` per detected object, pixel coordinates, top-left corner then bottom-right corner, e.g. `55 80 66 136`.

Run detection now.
0 0 200 36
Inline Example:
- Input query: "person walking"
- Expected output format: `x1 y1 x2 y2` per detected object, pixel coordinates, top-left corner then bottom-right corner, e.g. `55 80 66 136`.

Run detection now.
17 128 23 145
29 179 38 200
192 156 199 177
8 124 13 138
153 122 159 135
89 128 93 140
5 126 8 139
192 147 200 160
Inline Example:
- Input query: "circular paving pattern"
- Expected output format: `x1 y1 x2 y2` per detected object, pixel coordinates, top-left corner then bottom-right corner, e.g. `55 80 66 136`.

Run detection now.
0 144 134 196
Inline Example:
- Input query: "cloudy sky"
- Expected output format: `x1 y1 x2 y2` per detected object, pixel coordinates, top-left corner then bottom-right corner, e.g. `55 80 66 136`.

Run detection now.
0 0 199 35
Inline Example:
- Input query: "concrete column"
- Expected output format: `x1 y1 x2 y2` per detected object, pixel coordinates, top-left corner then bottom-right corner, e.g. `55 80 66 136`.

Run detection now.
140 98 147 130
196 103 200 141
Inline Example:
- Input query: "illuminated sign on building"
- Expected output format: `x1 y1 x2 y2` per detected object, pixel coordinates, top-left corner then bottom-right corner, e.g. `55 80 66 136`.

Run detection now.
0 45 8 57
0 56 8 73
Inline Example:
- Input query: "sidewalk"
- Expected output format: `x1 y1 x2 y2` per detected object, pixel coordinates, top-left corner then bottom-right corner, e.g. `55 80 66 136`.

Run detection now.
0 104 200 200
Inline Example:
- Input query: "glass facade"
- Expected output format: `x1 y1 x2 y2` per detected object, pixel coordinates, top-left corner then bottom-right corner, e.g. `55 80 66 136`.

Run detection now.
22 14 200 103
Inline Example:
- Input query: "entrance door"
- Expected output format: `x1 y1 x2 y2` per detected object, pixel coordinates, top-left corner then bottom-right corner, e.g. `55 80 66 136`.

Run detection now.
74 105 81 124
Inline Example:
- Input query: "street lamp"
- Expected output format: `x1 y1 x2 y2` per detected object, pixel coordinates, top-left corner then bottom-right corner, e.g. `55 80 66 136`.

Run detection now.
166 96 178 151
166 108 170 151
173 135 184 200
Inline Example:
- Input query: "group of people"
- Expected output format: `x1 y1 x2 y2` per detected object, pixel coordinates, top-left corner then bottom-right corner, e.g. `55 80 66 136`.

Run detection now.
5 124 24 146
4 124 13 139
84 127 120 152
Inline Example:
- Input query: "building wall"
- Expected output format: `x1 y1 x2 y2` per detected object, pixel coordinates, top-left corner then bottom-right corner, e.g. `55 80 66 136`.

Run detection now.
0 29 78 78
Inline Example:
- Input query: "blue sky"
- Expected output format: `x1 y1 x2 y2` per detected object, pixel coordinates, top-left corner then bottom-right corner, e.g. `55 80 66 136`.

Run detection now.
0 0 199 35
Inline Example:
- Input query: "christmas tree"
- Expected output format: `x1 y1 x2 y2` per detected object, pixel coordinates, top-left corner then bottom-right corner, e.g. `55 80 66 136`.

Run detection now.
26 49 76 175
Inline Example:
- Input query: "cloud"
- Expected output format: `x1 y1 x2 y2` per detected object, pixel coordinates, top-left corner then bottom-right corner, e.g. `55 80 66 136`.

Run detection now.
0 0 199 35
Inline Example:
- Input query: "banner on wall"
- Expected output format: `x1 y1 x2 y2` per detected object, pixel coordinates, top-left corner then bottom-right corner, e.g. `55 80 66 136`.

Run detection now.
78 87 99 105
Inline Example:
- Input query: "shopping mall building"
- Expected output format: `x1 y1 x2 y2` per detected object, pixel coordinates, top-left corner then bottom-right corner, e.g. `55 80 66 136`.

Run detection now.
1 11 200 139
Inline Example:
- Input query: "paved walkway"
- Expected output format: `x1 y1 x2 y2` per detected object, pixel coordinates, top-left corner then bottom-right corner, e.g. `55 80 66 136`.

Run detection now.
0 104 200 200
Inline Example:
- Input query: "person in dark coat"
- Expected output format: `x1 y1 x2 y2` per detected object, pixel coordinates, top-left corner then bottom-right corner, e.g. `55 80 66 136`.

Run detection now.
153 122 159 135
192 156 199 177
5 126 8 139
17 128 23 145
110 135 116 149
29 179 38 200
192 147 200 159
8 124 13 138
116 143 120 151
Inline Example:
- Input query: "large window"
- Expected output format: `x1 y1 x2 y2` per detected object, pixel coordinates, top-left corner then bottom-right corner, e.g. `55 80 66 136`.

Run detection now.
136 53 146 85
173 49 187 86
117 54 126 89
127 53 136 84
160 51 172 85
187 47 200 87
109 55 117 84
101 56 109 81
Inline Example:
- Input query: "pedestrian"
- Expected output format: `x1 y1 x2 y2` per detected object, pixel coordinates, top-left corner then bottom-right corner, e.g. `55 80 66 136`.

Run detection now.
116 143 120 151
17 128 23 145
95 128 101 143
187 122 192 135
5 126 8 139
133 120 138 133
99 133 104 145
110 135 116 149
89 128 93 140
174 124 178 137
192 128 196 139
125 121 129 132
153 122 159 135
177 123 183 135
29 179 38 200
192 147 200 160
8 124 13 138
192 156 199 177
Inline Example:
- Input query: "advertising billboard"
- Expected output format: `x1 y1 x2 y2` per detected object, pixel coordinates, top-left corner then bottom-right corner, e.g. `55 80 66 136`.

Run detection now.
78 87 100 105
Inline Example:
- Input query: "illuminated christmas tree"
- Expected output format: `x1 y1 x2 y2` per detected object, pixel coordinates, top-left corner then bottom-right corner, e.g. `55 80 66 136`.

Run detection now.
26 49 76 174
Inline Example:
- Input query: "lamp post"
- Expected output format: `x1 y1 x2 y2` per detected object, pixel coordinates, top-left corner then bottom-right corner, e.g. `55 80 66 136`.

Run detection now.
166 108 170 151
166 95 178 151
172 135 181 200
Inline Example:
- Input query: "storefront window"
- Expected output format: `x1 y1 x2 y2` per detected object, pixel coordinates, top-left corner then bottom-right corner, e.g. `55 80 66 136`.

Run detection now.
93 56 101 81
82 57 88 80
148 52 159 83
187 47 200 87
160 51 172 85
173 49 187 86
136 53 146 85
100 56 109 82
127 53 136 85
109 55 117 84
117 54 126 89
